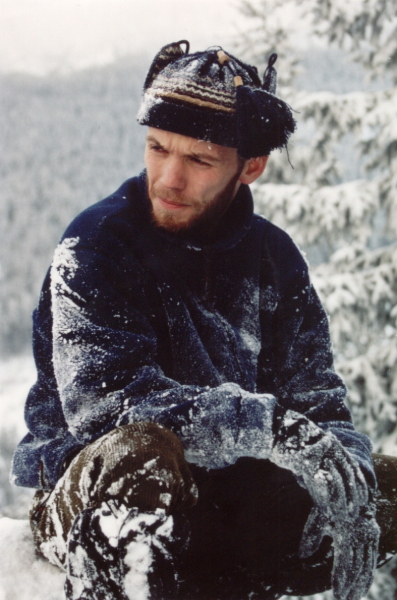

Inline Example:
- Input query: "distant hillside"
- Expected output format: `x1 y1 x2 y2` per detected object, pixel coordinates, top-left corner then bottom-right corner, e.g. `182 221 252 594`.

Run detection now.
0 57 148 355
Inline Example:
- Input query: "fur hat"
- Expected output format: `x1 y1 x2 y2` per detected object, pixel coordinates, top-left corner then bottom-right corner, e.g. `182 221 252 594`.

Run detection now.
137 40 296 159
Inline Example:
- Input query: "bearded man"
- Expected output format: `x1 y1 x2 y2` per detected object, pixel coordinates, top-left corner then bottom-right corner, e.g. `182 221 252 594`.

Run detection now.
11 41 397 600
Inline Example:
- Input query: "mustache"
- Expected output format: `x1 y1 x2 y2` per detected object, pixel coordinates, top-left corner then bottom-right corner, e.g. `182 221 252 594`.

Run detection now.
151 185 191 205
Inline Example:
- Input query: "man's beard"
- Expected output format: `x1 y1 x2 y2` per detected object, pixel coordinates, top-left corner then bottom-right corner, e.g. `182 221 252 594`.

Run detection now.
148 170 242 239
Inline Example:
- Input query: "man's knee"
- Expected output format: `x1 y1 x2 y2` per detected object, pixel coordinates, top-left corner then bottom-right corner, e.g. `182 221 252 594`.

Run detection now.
61 422 197 513
30 422 197 569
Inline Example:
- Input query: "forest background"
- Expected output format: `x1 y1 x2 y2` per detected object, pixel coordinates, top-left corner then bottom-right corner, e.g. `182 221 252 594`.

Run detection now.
1 0 397 598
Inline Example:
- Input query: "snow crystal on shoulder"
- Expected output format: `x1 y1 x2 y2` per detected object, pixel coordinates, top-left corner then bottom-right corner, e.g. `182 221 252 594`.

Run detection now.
51 237 86 307
52 237 80 277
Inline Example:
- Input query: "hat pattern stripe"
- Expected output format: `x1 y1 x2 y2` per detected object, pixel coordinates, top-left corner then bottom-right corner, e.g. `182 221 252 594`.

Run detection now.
146 89 236 113
153 75 236 102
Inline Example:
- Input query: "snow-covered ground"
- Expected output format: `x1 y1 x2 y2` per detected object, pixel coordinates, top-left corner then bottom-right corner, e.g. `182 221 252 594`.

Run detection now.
0 355 66 599
0 518 65 600
0 355 36 518
0 354 35 440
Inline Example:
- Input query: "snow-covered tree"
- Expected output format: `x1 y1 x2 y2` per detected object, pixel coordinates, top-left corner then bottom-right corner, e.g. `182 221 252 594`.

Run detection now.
237 0 397 596
238 0 397 449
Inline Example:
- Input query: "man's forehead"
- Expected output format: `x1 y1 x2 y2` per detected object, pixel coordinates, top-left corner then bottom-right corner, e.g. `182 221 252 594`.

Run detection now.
146 128 237 161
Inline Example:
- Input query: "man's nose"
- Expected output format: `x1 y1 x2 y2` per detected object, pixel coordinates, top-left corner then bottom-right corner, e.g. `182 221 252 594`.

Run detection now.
160 157 186 190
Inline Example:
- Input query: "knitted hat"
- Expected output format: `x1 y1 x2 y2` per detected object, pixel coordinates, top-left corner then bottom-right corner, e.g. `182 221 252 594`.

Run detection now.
137 40 296 159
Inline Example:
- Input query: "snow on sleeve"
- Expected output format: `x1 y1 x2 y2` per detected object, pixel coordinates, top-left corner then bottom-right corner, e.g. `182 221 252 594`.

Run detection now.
51 237 83 302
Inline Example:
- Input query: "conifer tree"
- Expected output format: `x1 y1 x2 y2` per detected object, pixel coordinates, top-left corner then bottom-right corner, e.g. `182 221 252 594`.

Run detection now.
239 0 397 450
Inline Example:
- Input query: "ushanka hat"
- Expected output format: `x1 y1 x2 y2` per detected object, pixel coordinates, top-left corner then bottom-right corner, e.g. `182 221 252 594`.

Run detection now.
137 40 296 159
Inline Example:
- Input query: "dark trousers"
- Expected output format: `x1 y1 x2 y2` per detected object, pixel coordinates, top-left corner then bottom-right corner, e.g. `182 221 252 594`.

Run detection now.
31 424 394 600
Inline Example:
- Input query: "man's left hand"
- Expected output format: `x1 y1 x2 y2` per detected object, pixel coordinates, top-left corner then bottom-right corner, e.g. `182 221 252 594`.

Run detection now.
271 410 379 600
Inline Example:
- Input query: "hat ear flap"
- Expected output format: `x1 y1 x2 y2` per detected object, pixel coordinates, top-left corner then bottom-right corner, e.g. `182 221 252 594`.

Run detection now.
143 40 190 90
231 53 295 158
235 86 296 158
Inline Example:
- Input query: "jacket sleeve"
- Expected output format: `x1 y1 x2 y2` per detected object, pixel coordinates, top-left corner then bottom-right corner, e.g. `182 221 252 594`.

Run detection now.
258 228 376 490
49 235 278 476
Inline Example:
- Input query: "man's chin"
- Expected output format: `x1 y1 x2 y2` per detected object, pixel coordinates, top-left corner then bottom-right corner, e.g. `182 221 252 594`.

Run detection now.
151 209 194 234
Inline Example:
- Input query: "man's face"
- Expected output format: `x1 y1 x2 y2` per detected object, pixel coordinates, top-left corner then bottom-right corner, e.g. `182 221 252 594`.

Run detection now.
144 128 244 236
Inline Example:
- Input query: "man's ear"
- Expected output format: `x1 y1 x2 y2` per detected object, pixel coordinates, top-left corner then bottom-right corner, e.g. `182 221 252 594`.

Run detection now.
238 156 269 185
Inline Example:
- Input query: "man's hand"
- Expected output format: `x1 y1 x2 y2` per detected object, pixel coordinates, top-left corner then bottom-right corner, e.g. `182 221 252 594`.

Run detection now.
271 410 379 600
157 384 277 469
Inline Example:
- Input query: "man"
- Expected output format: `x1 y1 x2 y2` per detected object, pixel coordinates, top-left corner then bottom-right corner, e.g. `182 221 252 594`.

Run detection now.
10 40 394 600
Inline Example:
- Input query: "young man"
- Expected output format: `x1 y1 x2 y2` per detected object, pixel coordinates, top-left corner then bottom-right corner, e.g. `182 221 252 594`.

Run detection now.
11 41 394 600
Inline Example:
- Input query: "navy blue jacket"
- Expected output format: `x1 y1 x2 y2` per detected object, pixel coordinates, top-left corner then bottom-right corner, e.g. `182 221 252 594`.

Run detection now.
11 172 375 490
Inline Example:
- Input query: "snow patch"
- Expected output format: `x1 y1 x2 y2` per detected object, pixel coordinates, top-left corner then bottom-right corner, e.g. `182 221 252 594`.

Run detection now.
51 237 85 308
137 93 164 123
123 540 152 600
0 518 65 600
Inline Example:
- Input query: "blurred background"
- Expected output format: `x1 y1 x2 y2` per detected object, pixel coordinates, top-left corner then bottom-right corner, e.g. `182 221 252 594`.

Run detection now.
1 0 397 597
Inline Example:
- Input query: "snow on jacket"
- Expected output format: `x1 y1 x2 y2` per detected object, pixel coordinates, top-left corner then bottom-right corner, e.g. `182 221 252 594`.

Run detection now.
11 171 375 490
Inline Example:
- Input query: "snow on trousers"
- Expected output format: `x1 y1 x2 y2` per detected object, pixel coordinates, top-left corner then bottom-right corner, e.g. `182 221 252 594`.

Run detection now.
30 422 198 570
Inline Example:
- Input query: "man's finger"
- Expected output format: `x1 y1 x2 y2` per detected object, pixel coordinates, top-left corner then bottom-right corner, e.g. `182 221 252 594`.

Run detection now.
348 543 376 600
299 507 326 558
332 538 354 600
326 461 350 515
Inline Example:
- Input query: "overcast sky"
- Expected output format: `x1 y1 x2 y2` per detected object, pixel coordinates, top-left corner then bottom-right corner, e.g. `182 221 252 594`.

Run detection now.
1 0 246 75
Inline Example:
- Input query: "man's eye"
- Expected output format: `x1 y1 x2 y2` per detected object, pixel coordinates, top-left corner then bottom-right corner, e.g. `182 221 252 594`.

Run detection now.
191 157 210 166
